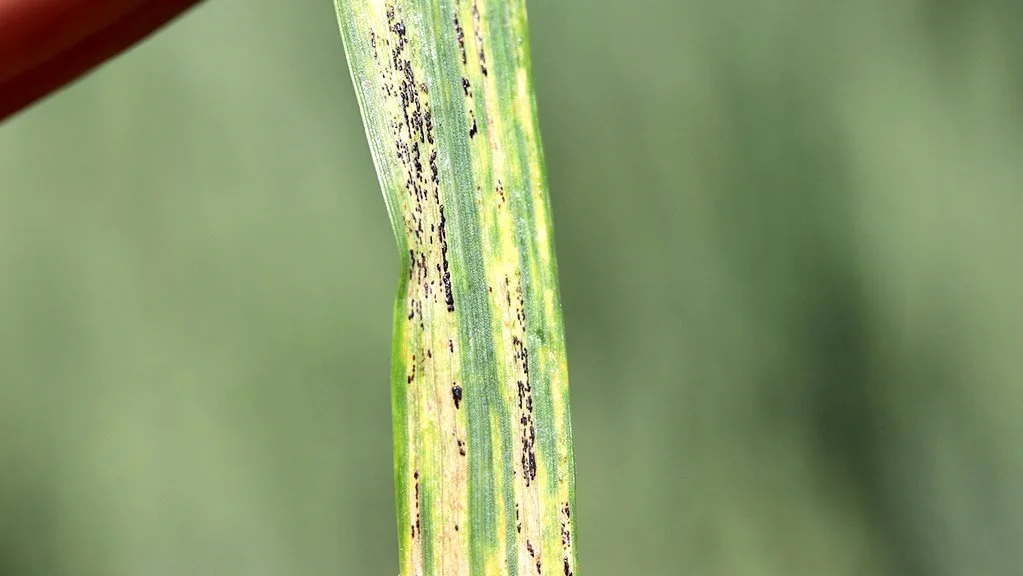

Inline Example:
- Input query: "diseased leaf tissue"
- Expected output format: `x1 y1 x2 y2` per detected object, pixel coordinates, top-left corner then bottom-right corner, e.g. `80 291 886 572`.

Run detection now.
334 1 577 574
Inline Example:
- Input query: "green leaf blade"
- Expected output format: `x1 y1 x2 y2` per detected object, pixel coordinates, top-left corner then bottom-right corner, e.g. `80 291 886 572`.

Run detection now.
334 1 577 574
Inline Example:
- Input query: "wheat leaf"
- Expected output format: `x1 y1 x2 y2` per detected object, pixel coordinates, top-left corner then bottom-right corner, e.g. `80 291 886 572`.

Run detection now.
333 1 577 574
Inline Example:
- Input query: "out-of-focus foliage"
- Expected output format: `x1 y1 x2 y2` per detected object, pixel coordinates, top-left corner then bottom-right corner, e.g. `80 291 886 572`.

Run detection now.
0 0 1020 574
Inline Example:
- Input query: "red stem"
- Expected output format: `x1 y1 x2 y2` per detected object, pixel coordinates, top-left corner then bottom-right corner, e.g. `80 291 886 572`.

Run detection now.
0 0 204 122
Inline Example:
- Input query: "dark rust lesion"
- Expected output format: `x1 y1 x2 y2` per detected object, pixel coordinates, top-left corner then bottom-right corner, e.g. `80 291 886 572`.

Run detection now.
410 469 421 540
472 0 488 76
439 205 455 311
526 540 542 574
560 502 574 575
452 383 463 408
560 502 571 546
508 274 538 486
379 4 455 317
453 14 467 65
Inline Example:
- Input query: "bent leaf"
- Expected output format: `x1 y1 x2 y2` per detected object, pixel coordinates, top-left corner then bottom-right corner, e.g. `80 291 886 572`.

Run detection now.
333 1 578 574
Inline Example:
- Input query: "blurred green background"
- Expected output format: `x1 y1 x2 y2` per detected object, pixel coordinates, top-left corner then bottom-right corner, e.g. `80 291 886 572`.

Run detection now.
1 0 1022 574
